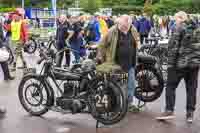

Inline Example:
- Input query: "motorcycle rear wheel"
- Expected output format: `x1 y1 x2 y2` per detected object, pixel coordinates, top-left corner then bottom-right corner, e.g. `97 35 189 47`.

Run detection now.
89 79 128 125
135 65 164 102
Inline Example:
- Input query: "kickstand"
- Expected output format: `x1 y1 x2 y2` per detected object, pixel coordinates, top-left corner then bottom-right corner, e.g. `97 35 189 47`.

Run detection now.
96 120 100 128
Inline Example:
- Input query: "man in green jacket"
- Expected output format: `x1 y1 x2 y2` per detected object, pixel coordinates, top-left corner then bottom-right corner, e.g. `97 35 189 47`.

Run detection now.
97 15 140 111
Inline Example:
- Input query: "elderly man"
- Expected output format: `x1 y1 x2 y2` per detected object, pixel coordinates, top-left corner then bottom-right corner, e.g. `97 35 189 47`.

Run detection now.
97 15 140 112
156 11 200 123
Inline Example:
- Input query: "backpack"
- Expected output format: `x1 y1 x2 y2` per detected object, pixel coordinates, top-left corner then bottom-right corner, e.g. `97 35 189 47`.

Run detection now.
139 19 150 35
86 22 98 42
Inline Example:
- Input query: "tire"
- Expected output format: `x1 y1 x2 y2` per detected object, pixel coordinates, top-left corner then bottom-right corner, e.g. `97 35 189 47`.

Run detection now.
18 75 53 116
135 65 164 102
89 79 128 125
25 39 37 54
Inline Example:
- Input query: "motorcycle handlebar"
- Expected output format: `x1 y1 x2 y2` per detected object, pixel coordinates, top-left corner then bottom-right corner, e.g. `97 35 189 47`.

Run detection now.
37 57 45 65
37 49 53 65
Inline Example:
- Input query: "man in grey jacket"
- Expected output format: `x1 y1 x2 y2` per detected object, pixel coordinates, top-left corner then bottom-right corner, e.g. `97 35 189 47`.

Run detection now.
156 11 200 123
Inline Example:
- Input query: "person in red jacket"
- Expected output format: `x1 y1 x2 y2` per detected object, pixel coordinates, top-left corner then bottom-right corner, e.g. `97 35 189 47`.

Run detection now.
4 9 28 71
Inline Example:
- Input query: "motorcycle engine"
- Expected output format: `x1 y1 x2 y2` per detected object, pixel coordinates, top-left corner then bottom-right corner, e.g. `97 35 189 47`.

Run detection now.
56 98 86 114
56 81 86 114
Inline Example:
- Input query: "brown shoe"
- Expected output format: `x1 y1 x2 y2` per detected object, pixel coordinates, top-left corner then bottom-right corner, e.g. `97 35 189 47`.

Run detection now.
156 110 175 120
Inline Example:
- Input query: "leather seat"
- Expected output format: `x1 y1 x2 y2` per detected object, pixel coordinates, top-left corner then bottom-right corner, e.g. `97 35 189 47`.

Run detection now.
53 67 81 80
137 54 157 64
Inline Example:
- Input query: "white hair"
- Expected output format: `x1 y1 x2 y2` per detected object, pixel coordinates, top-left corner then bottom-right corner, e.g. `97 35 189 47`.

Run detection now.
121 14 132 25
60 14 66 18
175 11 188 22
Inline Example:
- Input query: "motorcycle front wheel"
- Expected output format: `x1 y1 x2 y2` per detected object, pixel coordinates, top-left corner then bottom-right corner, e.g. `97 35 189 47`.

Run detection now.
18 75 52 116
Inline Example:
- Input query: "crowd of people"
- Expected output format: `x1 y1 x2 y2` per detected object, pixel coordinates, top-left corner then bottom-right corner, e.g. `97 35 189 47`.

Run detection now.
0 8 200 124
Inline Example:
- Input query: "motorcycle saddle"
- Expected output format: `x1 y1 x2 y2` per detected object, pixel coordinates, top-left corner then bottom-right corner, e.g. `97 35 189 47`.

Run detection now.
54 67 81 80
137 54 157 64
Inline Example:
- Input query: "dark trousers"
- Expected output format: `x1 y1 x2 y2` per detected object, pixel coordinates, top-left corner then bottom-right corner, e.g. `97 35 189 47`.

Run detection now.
166 67 199 112
56 50 70 67
140 34 148 45
0 62 11 79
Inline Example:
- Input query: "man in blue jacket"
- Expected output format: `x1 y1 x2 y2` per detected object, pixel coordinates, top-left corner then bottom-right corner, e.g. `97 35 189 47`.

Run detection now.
86 15 101 44
138 15 152 44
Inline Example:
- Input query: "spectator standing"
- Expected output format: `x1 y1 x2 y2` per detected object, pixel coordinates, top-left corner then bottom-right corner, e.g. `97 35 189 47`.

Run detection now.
67 16 83 63
55 14 70 67
0 18 14 81
97 15 140 112
138 14 152 44
156 11 200 123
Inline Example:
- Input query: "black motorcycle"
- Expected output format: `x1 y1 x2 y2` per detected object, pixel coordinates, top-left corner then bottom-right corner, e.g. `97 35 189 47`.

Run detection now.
27 34 57 53
135 53 164 103
18 49 128 127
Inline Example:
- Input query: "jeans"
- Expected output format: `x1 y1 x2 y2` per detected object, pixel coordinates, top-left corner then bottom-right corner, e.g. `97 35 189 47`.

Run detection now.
140 34 148 45
166 67 199 112
70 39 82 64
128 67 136 103
56 50 70 67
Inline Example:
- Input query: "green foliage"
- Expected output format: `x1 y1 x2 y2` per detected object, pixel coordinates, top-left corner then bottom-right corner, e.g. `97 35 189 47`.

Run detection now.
80 0 101 14
152 0 200 15
0 7 16 12
112 5 143 15
57 0 73 8
143 0 153 15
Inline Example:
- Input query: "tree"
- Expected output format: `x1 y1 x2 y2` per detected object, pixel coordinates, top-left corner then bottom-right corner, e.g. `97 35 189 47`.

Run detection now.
57 0 73 8
0 0 20 7
143 0 153 15
80 0 101 14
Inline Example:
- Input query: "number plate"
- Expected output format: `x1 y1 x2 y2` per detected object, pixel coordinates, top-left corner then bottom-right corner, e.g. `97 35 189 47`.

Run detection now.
23 68 36 75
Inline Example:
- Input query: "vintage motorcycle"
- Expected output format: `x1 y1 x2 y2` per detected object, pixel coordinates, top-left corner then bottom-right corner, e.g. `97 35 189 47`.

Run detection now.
18 48 128 127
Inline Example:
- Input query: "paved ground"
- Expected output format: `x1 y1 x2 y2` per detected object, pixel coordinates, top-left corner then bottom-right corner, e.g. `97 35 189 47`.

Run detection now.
0 53 200 133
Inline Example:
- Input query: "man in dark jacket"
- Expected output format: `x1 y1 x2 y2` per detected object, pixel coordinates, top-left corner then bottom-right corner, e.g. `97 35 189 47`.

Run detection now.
56 15 70 67
67 16 83 63
156 11 200 123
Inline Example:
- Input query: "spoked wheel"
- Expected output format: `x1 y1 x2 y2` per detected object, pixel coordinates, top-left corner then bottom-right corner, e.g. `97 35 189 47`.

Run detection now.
135 65 164 102
89 80 128 125
18 75 52 116
24 39 37 54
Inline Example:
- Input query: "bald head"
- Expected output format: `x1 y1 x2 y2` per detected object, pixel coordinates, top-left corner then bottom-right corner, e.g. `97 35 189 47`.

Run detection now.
118 15 132 34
